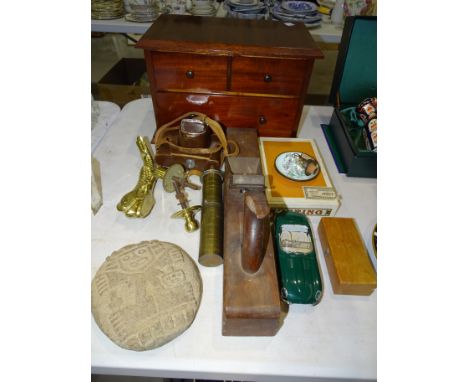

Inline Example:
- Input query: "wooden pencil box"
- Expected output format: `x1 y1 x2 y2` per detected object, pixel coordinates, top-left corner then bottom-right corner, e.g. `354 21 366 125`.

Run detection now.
318 217 376 295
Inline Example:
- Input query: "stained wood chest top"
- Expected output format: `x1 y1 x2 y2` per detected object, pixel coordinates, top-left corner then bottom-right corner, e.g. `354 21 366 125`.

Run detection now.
136 14 323 58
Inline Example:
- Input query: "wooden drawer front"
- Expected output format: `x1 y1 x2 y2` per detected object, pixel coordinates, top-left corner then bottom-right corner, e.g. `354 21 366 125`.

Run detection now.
152 52 228 91
155 92 299 137
231 56 308 95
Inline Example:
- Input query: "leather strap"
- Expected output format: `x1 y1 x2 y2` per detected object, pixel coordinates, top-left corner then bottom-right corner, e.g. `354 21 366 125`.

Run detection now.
154 112 239 163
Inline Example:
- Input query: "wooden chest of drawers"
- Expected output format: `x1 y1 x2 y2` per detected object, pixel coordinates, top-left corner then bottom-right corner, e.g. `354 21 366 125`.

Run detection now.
136 14 323 138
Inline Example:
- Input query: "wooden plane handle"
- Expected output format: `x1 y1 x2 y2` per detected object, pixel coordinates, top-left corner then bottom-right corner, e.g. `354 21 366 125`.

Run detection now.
241 192 270 274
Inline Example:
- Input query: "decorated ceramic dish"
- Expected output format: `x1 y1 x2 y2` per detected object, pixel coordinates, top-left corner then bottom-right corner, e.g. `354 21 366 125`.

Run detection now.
271 3 321 24
275 151 320 181
228 0 258 5
189 5 217 16
281 0 317 14
125 13 158 22
225 0 266 18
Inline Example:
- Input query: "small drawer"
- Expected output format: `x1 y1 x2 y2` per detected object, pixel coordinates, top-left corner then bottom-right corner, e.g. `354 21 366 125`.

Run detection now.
153 92 300 138
151 52 228 91
230 56 309 96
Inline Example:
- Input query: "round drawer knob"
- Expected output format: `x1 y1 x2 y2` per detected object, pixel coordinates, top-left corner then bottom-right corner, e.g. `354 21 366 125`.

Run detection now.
186 70 195 79
264 74 272 83
259 115 267 125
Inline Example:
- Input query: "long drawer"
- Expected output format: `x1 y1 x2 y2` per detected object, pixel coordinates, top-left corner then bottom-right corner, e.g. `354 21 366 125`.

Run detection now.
230 56 309 96
151 52 228 91
153 92 300 137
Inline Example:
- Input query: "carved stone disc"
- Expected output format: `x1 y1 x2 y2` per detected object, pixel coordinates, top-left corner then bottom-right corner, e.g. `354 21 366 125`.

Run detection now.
92 240 203 351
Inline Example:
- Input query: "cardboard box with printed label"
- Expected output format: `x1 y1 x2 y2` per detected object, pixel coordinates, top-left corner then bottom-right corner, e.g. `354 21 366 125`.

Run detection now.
258 137 340 217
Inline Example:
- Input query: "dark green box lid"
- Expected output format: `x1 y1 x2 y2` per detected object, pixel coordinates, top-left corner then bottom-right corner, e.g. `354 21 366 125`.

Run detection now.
329 16 377 105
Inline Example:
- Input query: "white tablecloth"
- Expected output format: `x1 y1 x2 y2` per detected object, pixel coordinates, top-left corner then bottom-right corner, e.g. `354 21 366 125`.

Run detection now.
92 100 121 154
91 99 377 381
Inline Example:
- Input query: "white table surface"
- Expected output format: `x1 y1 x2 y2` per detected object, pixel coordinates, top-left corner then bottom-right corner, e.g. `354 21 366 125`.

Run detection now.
91 98 376 381
92 101 121 154
91 9 342 44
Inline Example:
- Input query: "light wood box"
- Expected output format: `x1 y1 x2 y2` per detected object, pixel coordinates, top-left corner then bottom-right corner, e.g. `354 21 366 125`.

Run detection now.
318 217 376 295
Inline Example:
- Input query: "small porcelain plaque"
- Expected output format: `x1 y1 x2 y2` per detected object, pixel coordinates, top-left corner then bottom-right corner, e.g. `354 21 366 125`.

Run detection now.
275 151 320 181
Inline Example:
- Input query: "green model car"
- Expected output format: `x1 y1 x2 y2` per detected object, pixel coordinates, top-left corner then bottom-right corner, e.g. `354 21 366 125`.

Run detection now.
274 211 323 305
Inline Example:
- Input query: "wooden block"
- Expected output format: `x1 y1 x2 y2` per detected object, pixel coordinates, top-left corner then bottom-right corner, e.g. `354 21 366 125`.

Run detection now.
222 128 282 336
318 217 376 295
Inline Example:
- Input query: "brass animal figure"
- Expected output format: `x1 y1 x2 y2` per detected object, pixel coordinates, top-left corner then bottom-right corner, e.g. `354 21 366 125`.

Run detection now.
117 136 158 218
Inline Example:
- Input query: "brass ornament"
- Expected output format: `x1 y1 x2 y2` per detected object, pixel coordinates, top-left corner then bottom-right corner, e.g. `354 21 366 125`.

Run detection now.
161 164 185 193
117 136 158 218
162 164 201 193
116 137 202 223
171 205 202 232
171 178 202 232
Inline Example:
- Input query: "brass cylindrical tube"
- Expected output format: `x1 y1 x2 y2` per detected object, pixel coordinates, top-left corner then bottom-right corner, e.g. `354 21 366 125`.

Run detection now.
198 169 224 267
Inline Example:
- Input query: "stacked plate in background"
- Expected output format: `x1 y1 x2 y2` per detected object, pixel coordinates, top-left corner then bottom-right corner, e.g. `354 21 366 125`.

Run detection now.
125 1 160 22
225 0 268 20
92 0 125 19
189 0 218 16
270 1 322 27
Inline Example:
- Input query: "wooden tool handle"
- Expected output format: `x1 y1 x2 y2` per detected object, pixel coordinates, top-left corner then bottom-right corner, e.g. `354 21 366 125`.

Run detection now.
241 192 270 274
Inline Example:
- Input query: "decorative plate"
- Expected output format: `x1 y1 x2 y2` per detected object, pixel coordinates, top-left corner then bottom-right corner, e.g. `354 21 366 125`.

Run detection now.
272 4 321 22
228 0 258 6
226 4 266 13
281 1 318 14
275 151 320 181
125 13 158 22
189 6 217 16
228 10 266 19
